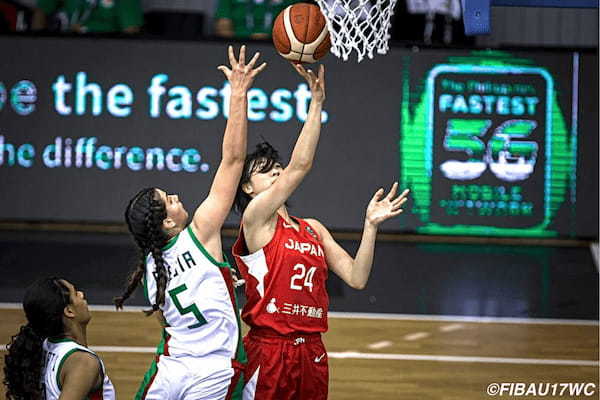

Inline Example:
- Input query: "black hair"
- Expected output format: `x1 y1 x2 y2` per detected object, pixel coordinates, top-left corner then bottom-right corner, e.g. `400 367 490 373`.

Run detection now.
4 278 70 400
115 188 169 315
234 141 282 214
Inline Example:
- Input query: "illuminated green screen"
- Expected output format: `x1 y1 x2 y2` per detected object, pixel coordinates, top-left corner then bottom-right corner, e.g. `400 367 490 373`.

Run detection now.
400 51 578 237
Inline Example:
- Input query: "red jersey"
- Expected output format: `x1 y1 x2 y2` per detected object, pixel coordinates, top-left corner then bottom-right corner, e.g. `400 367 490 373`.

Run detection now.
233 215 329 335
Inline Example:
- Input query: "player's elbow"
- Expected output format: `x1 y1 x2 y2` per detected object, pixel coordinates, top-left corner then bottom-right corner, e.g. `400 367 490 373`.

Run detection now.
348 280 367 290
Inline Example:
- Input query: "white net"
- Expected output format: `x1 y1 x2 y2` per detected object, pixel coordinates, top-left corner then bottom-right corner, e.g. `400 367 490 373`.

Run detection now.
314 0 398 62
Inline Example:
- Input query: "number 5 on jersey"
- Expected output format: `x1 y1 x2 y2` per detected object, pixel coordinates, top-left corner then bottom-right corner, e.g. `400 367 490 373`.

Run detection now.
290 263 317 292
168 284 207 329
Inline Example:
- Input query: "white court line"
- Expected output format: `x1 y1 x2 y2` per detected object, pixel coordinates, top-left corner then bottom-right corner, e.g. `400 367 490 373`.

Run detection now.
327 311 599 326
328 352 599 367
1 303 598 326
2 345 593 367
367 341 393 350
93 346 156 353
0 303 146 313
440 323 464 332
403 332 430 341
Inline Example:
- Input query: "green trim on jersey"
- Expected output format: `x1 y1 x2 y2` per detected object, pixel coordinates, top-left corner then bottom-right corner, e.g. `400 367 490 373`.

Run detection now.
162 233 180 251
142 275 149 303
232 289 247 364
56 348 85 390
230 371 245 400
186 226 230 268
142 265 150 303
157 329 170 355
134 358 158 400
134 328 168 398
221 242 246 362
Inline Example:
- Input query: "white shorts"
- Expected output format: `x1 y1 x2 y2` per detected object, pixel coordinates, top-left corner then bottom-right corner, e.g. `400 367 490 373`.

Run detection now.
136 355 235 400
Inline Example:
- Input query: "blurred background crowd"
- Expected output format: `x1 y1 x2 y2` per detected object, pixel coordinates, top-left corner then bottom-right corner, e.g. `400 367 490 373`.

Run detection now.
0 0 475 45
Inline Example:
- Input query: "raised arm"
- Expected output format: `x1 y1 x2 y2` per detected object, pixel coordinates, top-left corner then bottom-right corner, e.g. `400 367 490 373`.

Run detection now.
192 45 266 242
244 64 326 226
308 183 410 290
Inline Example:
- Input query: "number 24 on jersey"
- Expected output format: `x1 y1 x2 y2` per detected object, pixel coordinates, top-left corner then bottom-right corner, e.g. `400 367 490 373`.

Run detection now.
290 263 317 292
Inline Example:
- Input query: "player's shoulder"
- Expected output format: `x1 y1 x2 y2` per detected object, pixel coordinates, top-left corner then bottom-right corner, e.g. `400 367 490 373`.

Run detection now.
302 217 329 236
59 349 103 392
62 349 101 373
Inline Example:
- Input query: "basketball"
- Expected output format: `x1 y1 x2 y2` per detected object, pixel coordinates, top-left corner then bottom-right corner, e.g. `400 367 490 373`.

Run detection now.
272 3 331 64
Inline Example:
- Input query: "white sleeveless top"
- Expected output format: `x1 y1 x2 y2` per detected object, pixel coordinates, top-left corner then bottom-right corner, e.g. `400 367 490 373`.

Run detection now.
144 225 245 362
42 337 116 399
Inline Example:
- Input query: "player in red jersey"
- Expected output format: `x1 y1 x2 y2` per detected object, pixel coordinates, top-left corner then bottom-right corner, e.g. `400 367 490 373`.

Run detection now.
232 64 410 400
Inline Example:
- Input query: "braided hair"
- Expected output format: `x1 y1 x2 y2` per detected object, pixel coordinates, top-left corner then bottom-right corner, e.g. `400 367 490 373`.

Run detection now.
4 278 70 400
114 188 169 315
234 141 282 214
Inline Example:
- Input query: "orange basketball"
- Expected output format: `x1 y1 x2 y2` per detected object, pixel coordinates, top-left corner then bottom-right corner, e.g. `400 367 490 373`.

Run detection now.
272 3 331 64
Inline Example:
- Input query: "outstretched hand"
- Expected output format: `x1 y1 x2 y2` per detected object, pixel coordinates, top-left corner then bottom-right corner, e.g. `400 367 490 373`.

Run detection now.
292 63 325 103
218 45 267 93
366 183 410 227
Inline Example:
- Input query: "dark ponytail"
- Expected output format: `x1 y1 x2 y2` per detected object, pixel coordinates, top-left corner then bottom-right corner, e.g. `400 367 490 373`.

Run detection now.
4 278 70 400
115 188 169 315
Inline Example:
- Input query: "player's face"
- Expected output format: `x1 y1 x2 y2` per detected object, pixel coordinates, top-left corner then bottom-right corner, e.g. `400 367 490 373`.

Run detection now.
156 188 189 229
247 159 283 196
59 279 91 324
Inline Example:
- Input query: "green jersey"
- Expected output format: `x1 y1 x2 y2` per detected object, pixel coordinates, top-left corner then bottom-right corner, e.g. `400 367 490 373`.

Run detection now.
37 0 143 33
215 0 298 38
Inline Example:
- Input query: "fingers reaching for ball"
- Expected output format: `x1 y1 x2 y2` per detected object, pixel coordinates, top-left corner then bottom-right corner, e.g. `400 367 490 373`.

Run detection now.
218 45 267 93
227 45 237 68
292 63 326 103
317 64 325 92
238 44 246 66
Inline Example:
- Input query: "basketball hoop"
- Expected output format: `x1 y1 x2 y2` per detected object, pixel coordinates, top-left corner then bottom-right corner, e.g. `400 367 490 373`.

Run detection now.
313 0 398 62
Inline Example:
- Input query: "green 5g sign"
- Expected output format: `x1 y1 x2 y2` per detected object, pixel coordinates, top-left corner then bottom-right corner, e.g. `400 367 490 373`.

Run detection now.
400 53 576 237
441 118 538 182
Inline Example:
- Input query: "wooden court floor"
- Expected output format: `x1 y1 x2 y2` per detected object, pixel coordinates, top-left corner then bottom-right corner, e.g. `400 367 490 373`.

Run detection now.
1 307 598 399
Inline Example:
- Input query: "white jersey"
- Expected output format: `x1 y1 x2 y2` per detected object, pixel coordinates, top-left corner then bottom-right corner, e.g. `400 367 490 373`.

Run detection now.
42 338 115 400
144 225 245 362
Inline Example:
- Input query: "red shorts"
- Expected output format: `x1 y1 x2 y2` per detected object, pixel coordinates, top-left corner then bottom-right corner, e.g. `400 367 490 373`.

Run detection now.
242 329 328 400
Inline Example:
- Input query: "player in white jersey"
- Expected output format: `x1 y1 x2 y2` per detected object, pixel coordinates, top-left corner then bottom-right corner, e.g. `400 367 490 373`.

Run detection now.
42 338 115 400
4 277 115 400
113 45 266 400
